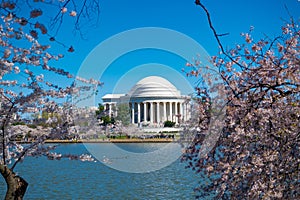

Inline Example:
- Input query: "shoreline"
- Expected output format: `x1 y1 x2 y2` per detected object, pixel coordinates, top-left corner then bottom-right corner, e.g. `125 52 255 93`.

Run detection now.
17 138 176 144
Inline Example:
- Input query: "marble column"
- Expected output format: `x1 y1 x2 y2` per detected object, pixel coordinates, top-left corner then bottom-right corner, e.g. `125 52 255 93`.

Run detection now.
181 102 184 122
169 102 173 122
163 102 167 122
143 102 147 122
184 103 187 122
175 102 178 123
137 103 141 123
131 103 135 124
150 102 154 123
156 102 160 123
109 103 112 117
113 103 118 117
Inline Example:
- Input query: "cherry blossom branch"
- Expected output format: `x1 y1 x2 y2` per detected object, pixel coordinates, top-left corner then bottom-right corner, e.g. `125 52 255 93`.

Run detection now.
184 2 299 199
10 140 45 170
0 93 13 104
1 102 15 165
194 0 228 53
194 0 243 98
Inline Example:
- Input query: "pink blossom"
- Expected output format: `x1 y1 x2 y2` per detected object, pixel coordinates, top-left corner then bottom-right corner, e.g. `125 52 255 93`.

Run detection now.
36 74 44 82
61 7 67 13
14 66 20 74
70 11 77 17
30 9 43 18
3 49 11 58
185 62 192 66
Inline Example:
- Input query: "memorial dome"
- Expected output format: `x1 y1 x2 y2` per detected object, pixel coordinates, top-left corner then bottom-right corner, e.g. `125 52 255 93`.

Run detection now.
128 76 181 98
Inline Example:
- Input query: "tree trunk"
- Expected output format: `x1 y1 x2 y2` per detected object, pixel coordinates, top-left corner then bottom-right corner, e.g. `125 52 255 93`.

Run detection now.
0 165 28 200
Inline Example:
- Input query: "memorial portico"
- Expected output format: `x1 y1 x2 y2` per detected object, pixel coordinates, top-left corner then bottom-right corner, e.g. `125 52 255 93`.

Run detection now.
102 76 191 125
128 100 189 124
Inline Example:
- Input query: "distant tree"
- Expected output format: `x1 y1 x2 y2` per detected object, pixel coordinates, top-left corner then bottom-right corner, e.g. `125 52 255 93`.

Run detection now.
115 103 131 126
99 115 112 126
95 103 105 117
182 1 299 199
95 103 114 126
0 0 100 199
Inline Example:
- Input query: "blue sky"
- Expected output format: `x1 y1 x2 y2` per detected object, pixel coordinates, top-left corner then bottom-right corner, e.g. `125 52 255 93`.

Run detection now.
36 0 300 104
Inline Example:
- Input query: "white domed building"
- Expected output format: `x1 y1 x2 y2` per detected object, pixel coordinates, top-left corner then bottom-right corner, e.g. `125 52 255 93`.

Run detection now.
102 76 191 125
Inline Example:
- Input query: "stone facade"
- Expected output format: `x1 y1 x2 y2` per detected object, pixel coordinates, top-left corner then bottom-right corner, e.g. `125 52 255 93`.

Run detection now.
102 76 191 125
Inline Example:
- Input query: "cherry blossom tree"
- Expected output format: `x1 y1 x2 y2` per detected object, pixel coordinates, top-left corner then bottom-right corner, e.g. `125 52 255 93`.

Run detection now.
0 0 101 199
182 1 299 199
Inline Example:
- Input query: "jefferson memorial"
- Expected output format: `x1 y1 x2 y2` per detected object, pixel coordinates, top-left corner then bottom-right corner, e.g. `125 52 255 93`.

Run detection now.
102 76 191 125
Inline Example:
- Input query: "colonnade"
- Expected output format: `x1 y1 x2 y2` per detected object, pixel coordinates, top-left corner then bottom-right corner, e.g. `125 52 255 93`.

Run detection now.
129 101 190 124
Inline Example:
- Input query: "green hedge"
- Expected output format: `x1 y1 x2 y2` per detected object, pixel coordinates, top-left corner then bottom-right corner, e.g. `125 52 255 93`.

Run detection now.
164 121 176 127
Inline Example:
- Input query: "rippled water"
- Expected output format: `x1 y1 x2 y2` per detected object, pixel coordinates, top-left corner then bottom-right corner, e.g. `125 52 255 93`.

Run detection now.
0 143 199 199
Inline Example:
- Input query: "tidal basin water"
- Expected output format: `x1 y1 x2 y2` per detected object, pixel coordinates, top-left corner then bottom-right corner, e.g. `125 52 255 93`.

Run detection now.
0 143 199 199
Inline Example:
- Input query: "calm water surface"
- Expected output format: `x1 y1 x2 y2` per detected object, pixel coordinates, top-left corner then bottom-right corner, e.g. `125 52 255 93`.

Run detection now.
0 143 199 200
